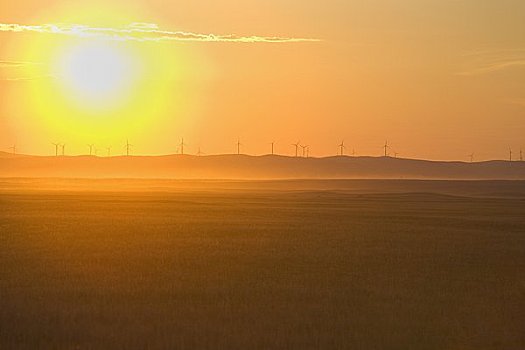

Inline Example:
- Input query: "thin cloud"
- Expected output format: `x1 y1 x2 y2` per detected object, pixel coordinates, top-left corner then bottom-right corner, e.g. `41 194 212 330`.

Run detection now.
2 74 54 81
503 97 525 108
460 48 525 57
459 60 525 76
0 60 48 81
0 60 41 68
0 22 321 43
458 49 525 76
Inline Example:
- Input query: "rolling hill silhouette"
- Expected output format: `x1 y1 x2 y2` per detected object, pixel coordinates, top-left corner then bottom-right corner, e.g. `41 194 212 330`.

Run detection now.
1 152 524 179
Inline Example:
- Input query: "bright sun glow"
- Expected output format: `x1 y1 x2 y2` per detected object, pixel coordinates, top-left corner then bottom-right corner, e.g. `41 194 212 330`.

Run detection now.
7 3 196 149
55 41 140 109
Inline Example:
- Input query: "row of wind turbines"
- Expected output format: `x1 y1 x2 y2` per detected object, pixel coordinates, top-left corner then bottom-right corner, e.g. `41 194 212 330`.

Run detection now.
47 140 133 157
5 139 525 162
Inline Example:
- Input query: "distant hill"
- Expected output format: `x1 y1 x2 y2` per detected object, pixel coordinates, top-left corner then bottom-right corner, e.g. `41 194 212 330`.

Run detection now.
1 152 524 179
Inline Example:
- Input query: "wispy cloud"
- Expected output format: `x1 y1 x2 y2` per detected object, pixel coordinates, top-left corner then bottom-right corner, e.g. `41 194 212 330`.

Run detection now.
459 60 525 76
2 74 53 81
0 22 320 43
0 60 41 68
0 60 48 81
458 48 525 76
503 97 525 108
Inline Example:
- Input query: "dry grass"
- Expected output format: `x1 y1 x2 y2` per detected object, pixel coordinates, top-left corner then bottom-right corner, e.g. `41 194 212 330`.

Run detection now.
1 180 524 349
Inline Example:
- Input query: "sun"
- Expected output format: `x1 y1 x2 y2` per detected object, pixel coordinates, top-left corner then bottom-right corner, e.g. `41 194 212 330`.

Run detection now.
62 43 131 98
54 41 141 110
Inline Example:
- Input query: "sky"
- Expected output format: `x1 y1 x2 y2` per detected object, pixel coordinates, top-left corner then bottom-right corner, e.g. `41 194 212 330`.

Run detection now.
1 0 524 160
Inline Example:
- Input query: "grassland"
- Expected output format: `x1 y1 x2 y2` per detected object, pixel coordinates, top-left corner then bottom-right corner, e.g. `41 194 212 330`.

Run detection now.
1 179 524 349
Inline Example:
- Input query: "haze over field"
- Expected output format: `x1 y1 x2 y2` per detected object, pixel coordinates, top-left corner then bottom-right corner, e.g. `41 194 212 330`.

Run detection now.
1 151 525 179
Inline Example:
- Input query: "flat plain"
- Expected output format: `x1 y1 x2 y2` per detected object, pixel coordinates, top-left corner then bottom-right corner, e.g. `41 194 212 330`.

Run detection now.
1 179 524 349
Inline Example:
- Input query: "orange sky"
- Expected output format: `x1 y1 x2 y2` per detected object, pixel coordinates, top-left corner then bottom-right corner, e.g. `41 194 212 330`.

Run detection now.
1 0 524 160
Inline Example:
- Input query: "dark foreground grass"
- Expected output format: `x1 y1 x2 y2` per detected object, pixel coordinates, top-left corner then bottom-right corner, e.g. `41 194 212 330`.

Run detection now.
1 180 524 349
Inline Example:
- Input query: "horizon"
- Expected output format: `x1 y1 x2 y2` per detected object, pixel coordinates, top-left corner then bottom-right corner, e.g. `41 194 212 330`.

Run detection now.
2 143 524 162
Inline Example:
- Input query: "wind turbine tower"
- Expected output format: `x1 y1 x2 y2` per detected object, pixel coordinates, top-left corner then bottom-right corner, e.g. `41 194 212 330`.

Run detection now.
61 144 65 156
197 147 204 156
9 144 16 155
106 147 111 157
383 140 389 157
179 138 186 155
338 140 345 156
468 153 474 163
509 147 512 162
236 138 242 155
520 149 523 161
52 143 60 156
270 141 275 155
125 139 133 156
292 141 300 157
87 144 95 156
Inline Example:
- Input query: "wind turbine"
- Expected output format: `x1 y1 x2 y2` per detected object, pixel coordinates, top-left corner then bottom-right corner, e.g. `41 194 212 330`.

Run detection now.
8 144 16 155
52 142 60 156
60 144 65 156
179 138 186 155
306 145 310 158
338 140 345 156
125 139 133 156
270 141 275 155
292 141 300 157
87 144 95 156
301 145 307 157
236 138 242 155
197 147 204 156
106 147 112 157
520 148 523 161
509 147 512 162
383 140 389 157
352 148 356 157
468 153 474 163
